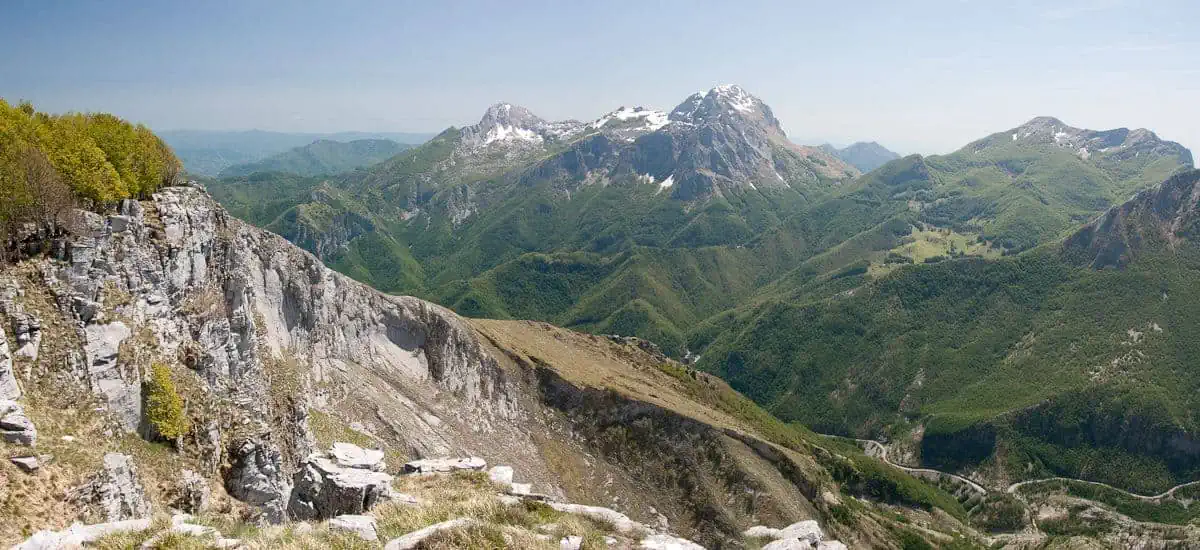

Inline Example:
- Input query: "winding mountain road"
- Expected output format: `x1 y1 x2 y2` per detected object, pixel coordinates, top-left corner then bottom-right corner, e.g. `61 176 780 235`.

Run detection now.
829 435 1200 503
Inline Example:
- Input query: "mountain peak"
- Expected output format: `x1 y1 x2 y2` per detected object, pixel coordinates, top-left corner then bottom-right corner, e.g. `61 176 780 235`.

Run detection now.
462 103 553 148
668 84 782 135
999 116 1191 165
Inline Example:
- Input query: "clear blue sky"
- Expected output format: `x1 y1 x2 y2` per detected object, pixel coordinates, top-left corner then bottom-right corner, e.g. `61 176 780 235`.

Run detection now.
3 0 1197 154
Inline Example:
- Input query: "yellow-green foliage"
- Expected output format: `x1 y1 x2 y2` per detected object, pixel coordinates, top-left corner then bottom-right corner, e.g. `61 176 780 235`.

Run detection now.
0 98 181 219
144 363 189 441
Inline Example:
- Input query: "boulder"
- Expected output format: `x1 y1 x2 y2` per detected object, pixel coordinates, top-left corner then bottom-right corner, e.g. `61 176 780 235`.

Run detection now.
402 456 486 474
0 399 37 446
225 439 291 523
171 469 211 513
328 514 379 541
817 542 848 550
11 455 39 473
560 535 583 549
288 446 394 521
779 520 823 544
384 518 478 550
14 518 153 550
639 533 706 549
71 453 151 522
329 441 386 472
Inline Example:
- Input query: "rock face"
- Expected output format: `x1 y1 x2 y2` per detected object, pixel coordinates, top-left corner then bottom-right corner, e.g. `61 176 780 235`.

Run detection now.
72 453 151 523
288 443 394 521
171 469 211 514
225 439 291 523
1064 168 1200 269
29 186 519 520
0 399 36 446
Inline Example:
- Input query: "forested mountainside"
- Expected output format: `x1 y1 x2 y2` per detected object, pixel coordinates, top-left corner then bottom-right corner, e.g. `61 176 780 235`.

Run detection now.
217 138 412 178
819 142 901 173
159 130 434 176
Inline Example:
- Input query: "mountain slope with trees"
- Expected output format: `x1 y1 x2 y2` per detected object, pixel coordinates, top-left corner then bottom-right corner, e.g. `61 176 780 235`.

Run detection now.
217 138 412 177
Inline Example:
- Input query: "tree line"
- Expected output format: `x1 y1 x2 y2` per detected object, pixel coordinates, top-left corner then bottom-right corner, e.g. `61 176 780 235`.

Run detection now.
0 99 181 260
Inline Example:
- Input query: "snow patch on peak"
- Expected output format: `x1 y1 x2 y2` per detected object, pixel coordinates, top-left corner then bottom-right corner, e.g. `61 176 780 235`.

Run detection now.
592 106 670 132
482 124 543 145
711 84 757 113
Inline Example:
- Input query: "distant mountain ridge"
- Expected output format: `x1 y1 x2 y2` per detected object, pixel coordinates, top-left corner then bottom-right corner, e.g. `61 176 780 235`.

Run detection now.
819 141 901 172
218 138 412 177
160 129 435 175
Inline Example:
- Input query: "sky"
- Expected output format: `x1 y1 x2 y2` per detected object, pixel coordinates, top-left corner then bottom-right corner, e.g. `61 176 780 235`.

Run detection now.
2 0 1198 155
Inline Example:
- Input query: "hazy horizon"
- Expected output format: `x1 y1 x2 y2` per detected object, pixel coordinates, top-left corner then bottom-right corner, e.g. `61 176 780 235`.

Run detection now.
4 0 1198 156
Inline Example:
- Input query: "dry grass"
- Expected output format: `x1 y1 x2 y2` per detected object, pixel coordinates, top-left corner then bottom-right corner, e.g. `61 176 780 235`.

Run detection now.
470 319 749 434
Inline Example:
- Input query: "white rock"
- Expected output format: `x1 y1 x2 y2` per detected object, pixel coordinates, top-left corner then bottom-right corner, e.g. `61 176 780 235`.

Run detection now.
744 525 782 539
510 482 533 495
329 442 386 471
328 514 378 541
15 518 153 549
0 399 37 446
0 325 21 400
403 456 486 474
384 518 478 550
779 520 823 544
639 533 705 549
561 535 583 550
762 540 814 550
489 465 514 485
547 502 642 533
817 542 848 550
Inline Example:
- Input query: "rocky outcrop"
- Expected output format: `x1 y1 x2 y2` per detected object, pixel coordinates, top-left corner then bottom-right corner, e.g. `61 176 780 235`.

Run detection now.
0 326 19 400
1063 168 1200 269
745 519 849 550
546 502 643 534
0 399 36 446
384 518 478 550
15 518 153 550
225 439 291 523
171 469 211 514
288 443 394 521
402 456 486 474
70 453 151 523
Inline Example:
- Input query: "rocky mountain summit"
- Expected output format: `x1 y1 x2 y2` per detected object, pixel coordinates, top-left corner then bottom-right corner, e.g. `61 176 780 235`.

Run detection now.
0 185 982 548
979 115 1194 166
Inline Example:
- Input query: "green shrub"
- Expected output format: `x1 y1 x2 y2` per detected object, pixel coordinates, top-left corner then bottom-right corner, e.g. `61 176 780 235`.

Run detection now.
145 362 189 441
